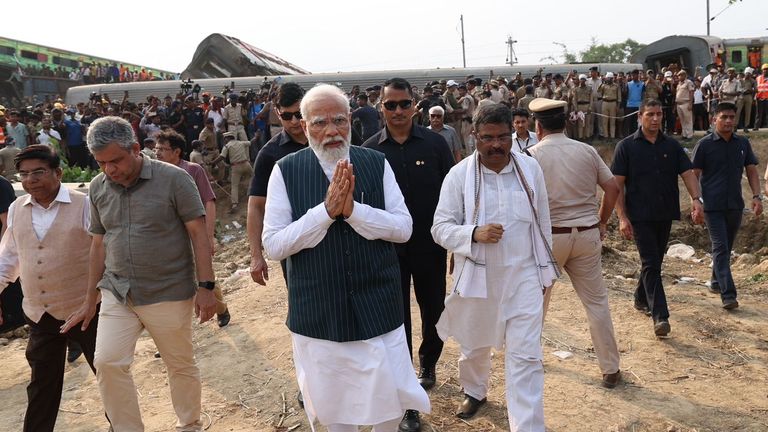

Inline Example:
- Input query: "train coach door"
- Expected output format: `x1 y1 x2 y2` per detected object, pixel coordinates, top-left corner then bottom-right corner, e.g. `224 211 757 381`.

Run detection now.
748 46 762 69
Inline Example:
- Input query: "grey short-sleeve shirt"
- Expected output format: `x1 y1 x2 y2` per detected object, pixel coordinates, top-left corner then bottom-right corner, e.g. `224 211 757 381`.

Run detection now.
89 156 205 305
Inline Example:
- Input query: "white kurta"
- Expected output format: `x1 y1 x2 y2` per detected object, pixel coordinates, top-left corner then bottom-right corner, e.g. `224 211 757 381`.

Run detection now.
262 149 429 427
431 153 551 351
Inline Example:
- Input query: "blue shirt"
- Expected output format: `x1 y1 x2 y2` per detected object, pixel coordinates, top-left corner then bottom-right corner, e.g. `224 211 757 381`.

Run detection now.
627 81 645 108
64 118 84 147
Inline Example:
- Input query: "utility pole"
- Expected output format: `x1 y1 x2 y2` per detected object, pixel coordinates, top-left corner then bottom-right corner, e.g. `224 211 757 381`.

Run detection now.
706 0 710 36
506 36 518 66
460 15 466 68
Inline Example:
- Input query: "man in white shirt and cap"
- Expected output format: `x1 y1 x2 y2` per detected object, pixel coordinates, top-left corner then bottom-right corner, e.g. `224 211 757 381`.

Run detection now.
526 98 622 389
262 84 429 432
431 103 558 431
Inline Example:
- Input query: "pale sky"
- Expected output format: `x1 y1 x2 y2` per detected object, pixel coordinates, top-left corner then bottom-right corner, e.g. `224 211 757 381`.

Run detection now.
5 0 765 74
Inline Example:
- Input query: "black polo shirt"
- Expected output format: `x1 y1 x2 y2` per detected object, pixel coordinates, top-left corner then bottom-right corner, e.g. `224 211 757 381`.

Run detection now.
248 130 307 197
363 124 454 255
611 128 693 222
692 131 757 212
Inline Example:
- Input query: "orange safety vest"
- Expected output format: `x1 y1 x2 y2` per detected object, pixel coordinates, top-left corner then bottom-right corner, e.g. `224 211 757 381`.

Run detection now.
0 127 5 144
758 75 768 100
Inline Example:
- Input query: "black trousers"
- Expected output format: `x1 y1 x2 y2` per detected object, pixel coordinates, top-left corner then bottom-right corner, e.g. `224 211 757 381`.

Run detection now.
632 221 672 321
24 309 99 432
67 146 90 169
663 106 676 134
399 251 447 370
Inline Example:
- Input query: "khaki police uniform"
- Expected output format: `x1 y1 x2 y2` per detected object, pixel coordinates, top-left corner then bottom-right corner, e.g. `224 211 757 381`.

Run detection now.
676 77 695 139
223 103 248 141
598 82 621 139
738 76 756 130
221 137 252 205
572 85 592 139
527 98 620 377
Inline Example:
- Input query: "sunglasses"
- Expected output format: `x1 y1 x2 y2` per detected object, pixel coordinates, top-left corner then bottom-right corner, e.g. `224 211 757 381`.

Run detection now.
279 111 302 121
382 100 413 111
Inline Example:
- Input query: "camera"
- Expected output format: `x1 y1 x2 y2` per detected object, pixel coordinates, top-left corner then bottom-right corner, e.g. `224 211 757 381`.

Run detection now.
180 78 195 94
90 91 101 102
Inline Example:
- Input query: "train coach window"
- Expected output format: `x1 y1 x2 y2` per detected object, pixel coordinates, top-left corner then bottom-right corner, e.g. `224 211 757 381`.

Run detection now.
731 50 742 64
20 50 38 60
53 57 79 68
0 46 15 56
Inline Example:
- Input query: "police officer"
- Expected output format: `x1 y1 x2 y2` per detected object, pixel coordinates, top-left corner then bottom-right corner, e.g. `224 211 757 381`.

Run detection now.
527 98 622 388
571 75 592 140
598 73 621 139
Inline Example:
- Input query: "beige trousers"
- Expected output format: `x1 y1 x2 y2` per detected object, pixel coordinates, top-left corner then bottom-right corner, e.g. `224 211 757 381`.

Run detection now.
230 162 253 205
601 101 618 138
227 124 248 141
94 290 202 432
737 97 753 130
676 103 694 139
544 228 620 375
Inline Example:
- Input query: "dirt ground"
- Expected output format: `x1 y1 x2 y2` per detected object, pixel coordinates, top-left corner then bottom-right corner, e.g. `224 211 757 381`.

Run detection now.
1 132 767 432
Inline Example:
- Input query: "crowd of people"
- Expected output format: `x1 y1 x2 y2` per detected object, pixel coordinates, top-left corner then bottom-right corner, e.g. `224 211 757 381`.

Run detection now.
17 62 174 83
0 61 765 432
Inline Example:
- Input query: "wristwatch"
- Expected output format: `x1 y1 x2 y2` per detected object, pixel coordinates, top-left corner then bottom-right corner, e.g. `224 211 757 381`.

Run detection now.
693 196 704 204
198 281 216 291
753 194 762 200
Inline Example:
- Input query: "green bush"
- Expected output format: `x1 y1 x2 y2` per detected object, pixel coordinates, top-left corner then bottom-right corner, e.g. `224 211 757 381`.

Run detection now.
61 165 100 183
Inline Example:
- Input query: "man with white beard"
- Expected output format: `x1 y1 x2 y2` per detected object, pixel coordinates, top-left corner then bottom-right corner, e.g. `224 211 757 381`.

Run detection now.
262 84 430 432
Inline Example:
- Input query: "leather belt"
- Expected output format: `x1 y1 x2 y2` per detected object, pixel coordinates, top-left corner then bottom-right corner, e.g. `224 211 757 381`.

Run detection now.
603 99 617 102
551 223 599 234
577 101 590 105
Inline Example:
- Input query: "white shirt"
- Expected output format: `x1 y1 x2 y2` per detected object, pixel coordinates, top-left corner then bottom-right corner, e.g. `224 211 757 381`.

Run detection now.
512 131 539 153
0 187 91 285
262 151 412 261
36 129 62 147
207 110 225 133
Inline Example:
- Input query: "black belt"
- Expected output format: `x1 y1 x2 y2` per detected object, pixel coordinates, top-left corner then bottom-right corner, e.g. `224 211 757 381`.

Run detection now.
577 102 590 105
551 223 599 234
603 99 617 102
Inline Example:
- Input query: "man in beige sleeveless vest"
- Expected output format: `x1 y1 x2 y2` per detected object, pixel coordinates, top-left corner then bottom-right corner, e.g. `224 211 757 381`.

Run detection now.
0 145 96 432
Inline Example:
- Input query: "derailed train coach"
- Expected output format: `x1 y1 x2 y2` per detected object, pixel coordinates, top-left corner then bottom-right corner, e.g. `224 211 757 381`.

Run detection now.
631 35 768 74
66 63 639 105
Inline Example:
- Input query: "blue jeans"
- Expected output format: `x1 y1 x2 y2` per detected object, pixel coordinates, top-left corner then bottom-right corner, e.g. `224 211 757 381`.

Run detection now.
705 210 743 301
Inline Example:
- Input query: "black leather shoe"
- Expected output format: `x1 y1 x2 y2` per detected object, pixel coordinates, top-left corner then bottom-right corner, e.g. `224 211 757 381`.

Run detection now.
67 341 83 363
654 319 671 337
708 284 720 295
217 309 231 328
418 366 436 390
297 391 304 409
398 409 421 432
456 394 486 419
633 299 651 316
602 370 621 388
722 298 739 310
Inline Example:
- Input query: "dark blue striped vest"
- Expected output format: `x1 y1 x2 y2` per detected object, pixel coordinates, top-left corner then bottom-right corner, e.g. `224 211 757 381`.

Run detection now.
277 146 403 342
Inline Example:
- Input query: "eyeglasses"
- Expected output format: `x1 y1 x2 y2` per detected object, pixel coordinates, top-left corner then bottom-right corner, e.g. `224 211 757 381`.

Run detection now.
279 111 302 121
18 168 50 180
308 115 349 132
382 100 413 111
476 134 513 144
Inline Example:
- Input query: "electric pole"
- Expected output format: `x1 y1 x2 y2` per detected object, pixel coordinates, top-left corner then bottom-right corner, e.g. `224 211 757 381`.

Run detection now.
707 0 710 36
460 15 466 68
506 36 518 66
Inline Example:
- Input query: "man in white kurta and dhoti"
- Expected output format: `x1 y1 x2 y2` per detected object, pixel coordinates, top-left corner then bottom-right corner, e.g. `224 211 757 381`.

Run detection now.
263 84 430 432
431 103 558 432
